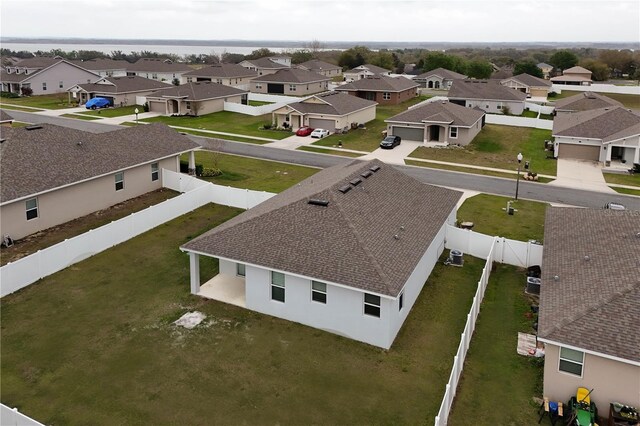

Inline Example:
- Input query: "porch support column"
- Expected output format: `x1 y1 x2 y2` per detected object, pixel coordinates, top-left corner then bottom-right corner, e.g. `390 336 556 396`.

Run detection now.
634 146 640 164
188 150 196 175
189 252 200 295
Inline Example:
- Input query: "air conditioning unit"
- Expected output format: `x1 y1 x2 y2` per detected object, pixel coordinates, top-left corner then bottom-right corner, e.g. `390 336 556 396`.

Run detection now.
526 277 541 295
445 249 464 267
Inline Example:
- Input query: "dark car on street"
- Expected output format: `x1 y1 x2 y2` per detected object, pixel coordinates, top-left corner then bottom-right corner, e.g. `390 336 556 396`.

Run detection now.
380 135 401 149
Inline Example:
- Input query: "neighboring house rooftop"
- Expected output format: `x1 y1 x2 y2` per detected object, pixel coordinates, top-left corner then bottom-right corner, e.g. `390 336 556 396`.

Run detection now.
285 92 377 116
11 56 63 69
336 75 419 92
242 57 289 69
347 63 391 74
127 58 192 72
0 109 14 123
553 92 623 112
538 208 640 363
147 81 247 101
0 69 29 82
296 59 341 72
71 58 130 71
448 79 527 101
252 68 330 84
182 159 461 297
503 73 552 87
386 100 484 127
0 123 198 204
73 76 172 93
183 63 258 79
552 106 640 142
561 66 592 75
414 67 466 80
537 62 553 69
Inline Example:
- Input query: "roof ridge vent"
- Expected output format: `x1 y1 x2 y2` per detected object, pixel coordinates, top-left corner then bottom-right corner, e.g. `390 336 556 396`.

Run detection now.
308 199 329 207
25 125 43 131
369 165 381 172
350 178 362 186
338 185 352 194
360 170 373 178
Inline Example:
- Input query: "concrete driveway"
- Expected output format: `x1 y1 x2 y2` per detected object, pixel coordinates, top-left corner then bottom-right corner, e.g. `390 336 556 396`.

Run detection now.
266 134 315 150
548 158 616 194
359 140 422 165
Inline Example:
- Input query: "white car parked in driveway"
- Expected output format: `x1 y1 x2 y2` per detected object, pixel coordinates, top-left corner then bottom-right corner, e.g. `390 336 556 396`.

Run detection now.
310 128 329 138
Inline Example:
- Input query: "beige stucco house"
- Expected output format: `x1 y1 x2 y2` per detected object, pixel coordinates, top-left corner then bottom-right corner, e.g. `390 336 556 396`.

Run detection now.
537 62 554 79
71 58 130 77
250 69 330 96
500 73 552 99
550 66 593 86
413 68 466 89
1 57 100 95
295 59 342 77
146 82 248 116
126 58 192 83
271 91 377 132
335 75 419 105
67 76 172 107
238 56 290 76
0 123 199 240
182 63 258 87
448 79 527 115
538 208 640 417
342 64 392 82
385 100 485 146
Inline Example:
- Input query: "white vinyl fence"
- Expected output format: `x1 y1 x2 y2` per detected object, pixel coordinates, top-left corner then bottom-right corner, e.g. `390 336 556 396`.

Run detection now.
223 93 304 116
524 102 555 115
485 114 553 130
0 404 45 426
0 171 275 298
552 83 640 95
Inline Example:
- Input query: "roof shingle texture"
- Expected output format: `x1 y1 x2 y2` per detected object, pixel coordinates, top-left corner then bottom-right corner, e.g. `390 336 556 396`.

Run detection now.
0 123 198 203
336 75 419 92
286 92 377 116
553 92 623 112
415 67 466 80
183 63 258 79
448 79 527 101
75 76 171 93
13 57 62 69
71 58 130 70
346 64 391 74
297 59 341 72
386 100 484 126
127 58 192 72
539 208 640 362
503 73 551 88
553 106 640 141
182 159 461 297
252 69 330 84
243 57 289 69
147 81 247 101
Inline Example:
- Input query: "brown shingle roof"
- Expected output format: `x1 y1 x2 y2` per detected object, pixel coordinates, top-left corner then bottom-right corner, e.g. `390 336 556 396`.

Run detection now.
70 58 130 71
0 123 198 203
127 58 192 72
553 92 623 112
12 57 62 69
183 63 258 79
0 69 29 82
386 100 484 127
562 66 592 75
182 159 461 297
335 75 419 93
296 59 341 72
147 81 247 101
74 76 171 94
448 79 527 101
553 106 640 142
242 57 289 69
252 69 330 84
538 208 640 362
285 92 377 116
503 73 551 88
414 68 466 81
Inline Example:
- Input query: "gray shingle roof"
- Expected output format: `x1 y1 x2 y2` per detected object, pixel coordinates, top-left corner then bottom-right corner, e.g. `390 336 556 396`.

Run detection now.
297 59 341 72
448 79 527 101
537 62 553 69
147 81 247 101
285 92 377 116
562 66 592 75
0 69 29 82
386 100 484 127
74 76 172 94
553 92 623 112
12 57 62 69
252 69 330 84
183 63 258 79
414 67 466 81
242 57 289 69
0 123 198 203
346 64 391 74
553 106 640 142
538 208 640 362
127 58 192 72
503 73 551 88
335 75 419 93
182 159 461 297
71 58 130 71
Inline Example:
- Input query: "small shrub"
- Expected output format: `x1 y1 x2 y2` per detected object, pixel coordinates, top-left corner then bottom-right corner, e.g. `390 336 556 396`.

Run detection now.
200 167 222 177
262 123 272 130
143 102 150 112
548 91 557 98
1 91 20 98
195 164 204 176
502 105 512 116
179 161 204 176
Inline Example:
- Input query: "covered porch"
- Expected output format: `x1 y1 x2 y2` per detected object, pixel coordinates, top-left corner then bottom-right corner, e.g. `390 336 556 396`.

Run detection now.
187 252 246 308
272 108 304 130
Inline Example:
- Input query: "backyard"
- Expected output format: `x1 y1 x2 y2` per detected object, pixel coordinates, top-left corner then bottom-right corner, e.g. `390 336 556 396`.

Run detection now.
0 93 76 110
408 125 555 176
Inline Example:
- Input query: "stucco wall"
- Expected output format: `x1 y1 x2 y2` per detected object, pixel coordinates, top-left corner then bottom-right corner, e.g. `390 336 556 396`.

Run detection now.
25 62 98 95
543 344 640 414
0 157 178 240
463 99 525 115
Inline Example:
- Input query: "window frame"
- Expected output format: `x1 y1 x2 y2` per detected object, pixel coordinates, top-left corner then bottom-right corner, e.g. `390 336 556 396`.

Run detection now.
42 82 47 91
271 271 285 303
115 171 124 191
25 197 38 221
311 280 327 304
151 162 159 181
449 127 458 139
236 263 246 277
289 84 296 91
364 293 381 318
399 291 404 311
59 81 64 89
382 92 391 100
558 347 584 377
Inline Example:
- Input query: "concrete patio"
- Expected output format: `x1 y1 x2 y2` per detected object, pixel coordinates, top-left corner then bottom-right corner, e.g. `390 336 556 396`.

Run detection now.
198 274 246 308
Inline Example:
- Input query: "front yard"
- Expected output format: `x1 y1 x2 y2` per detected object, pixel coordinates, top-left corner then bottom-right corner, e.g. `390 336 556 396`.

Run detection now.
409 125 555 176
80 104 144 118
1 203 484 425
0 93 76 110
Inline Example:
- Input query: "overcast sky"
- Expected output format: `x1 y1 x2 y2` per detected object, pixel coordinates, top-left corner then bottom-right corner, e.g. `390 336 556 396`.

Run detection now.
1 0 639 43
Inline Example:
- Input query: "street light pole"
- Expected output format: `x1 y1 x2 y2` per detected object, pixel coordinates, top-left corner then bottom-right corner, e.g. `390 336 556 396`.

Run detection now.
515 152 523 200
134 107 139 125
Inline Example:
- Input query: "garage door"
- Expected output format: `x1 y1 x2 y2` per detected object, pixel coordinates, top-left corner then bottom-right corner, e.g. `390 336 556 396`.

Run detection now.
559 144 600 161
530 88 548 98
391 126 424 142
267 83 284 94
148 100 166 113
309 118 336 131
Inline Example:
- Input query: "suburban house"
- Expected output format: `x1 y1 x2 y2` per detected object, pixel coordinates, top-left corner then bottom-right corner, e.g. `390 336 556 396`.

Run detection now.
550 66 593 86
413 68 466 89
0 110 14 127
335 75 419 105
551 106 640 164
271 91 377 132
181 63 258 86
385 100 485 146
1 57 99 95
66 76 172 107
125 58 192 83
71 58 130 77
295 59 342 77
0 123 199 240
249 69 330 96
447 79 527 115
538 207 640 416
343 64 392 82
146 81 248 116
500 73 552 99
537 62 554 79
180 159 461 349
238 56 290 76
553 92 623 114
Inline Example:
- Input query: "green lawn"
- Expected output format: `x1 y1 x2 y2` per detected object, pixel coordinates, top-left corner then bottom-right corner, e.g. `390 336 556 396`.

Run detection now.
409 125 556 176
297 146 363 157
80 105 144 118
521 109 553 120
60 113 102 121
142 111 291 140
0 104 44 112
458 194 548 242
183 152 319 192
1 203 484 425
603 172 640 188
12 121 31 127
611 187 640 196
313 96 431 152
247 100 273 107
448 264 542 425
553 91 640 109
405 160 553 183
0 94 76 110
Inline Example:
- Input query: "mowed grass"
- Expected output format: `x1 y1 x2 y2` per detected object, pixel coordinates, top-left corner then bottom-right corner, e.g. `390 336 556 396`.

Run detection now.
142 111 291 140
552 91 640 109
1 203 484 425
313 96 431 152
183 152 319 192
603 172 640 188
409 125 556 176
80 104 144 118
60 113 102 120
448 264 542 425
0 94 76 109
0 104 44 112
297 146 363 157
458 194 548 242
404 160 554 183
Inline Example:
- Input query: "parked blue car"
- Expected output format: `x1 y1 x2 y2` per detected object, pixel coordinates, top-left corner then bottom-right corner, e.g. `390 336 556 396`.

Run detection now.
85 97 111 109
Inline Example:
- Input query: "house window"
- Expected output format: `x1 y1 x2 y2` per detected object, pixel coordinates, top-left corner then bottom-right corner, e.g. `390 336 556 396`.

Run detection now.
187 77 193 83
115 171 124 191
449 127 458 139
311 281 327 304
383 92 391 100
559 347 584 376
25 198 38 220
255 83 262 89
364 293 381 317
399 291 404 311
236 263 246 277
289 85 296 91
152 73 158 80
271 271 285 302
216 79 222 84
59 81 64 89
497 104 503 110
42 82 47 91
186 102 191 110
151 162 159 181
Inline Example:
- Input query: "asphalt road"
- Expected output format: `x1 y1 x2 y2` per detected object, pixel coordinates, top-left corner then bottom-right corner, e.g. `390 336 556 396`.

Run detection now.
5 109 640 210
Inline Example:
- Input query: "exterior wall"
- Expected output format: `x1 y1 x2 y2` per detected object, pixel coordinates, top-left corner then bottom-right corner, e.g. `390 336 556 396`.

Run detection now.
131 71 186 82
78 89 160 107
461 99 525 115
182 75 256 86
553 136 605 162
190 98 226 115
333 106 377 129
343 88 417 105
96 69 127 77
387 117 483 146
543 344 640 415
24 62 98 95
251 80 329 95
0 157 178 240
